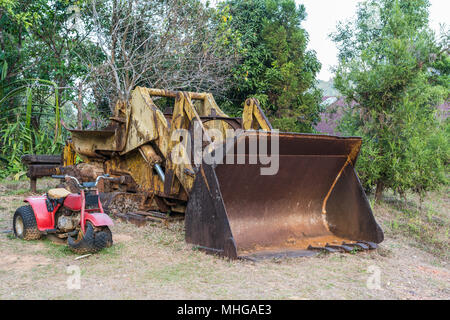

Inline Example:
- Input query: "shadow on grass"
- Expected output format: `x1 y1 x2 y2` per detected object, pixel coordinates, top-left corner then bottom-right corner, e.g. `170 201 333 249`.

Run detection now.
40 237 124 259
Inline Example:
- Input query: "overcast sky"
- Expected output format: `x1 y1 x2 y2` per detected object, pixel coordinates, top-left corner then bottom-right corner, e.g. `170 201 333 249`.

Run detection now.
298 0 449 80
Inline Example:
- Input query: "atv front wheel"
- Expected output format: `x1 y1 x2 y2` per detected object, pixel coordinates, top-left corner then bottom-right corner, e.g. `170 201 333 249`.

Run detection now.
13 205 41 240
94 226 113 249
68 222 113 254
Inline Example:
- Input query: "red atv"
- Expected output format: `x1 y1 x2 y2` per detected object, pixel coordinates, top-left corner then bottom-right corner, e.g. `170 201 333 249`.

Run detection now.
13 174 115 254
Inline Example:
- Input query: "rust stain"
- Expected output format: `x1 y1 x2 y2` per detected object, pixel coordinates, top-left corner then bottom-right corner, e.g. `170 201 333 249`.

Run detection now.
322 156 351 215
200 167 211 193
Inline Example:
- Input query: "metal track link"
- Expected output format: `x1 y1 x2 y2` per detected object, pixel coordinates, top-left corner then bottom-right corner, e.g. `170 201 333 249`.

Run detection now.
307 241 378 253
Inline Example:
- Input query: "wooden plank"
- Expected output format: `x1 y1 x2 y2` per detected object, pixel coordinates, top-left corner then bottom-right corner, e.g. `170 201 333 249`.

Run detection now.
21 154 62 164
133 210 168 217
113 212 148 227
28 164 59 178
30 178 37 193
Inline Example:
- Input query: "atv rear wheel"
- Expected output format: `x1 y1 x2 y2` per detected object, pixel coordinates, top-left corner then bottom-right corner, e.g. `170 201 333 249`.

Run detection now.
13 205 41 240
68 222 113 254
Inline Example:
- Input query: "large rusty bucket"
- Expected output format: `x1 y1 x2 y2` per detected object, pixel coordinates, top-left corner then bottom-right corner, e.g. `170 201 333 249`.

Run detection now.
185 131 384 259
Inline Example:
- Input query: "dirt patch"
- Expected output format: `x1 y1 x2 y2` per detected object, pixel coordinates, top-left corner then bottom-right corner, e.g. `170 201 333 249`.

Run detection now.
417 266 450 279
0 254 51 272
113 234 133 244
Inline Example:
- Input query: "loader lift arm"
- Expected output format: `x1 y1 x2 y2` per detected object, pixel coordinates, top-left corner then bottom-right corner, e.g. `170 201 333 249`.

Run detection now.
242 98 273 131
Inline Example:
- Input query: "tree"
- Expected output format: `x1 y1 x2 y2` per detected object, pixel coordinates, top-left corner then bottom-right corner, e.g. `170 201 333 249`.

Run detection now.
0 1 79 177
0 0 35 85
22 0 103 127
84 0 241 110
221 0 322 133
332 0 449 202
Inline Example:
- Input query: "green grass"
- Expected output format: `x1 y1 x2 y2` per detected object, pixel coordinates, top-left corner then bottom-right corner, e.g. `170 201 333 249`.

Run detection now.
29 264 59 280
40 238 74 258
147 263 194 283
0 178 28 185
2 188 30 196
378 189 449 259
6 233 17 240
1 233 37 255
97 242 124 257
38 238 125 259
142 222 186 252
145 258 221 286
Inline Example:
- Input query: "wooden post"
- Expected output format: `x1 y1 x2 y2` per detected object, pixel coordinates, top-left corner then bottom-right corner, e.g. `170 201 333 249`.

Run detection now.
30 178 37 193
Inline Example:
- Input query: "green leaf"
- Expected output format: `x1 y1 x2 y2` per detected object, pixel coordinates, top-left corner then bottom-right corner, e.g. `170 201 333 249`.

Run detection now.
25 87 32 129
1 61 7 81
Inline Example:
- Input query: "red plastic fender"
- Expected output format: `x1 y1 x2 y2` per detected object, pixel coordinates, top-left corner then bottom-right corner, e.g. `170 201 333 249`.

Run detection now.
85 213 114 227
24 196 53 231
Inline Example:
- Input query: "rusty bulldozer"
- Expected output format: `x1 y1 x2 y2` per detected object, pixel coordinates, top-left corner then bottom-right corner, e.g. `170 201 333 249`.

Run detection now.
57 87 383 259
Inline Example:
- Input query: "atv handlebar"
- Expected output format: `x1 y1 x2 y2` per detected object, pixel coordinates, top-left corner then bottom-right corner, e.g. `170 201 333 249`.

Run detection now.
51 175 66 179
51 174 116 189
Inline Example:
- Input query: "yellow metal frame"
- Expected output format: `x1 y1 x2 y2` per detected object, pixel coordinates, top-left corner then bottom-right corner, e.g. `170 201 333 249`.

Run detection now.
63 87 273 204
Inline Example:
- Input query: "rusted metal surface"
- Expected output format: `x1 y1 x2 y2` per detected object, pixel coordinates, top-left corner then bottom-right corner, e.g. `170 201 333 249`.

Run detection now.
342 242 369 250
145 88 208 100
307 245 339 253
70 129 118 158
185 131 384 259
114 211 183 227
325 244 354 252
356 240 378 249
120 88 163 154
65 87 218 205
63 87 255 213
63 140 76 166
307 241 376 254
69 100 128 159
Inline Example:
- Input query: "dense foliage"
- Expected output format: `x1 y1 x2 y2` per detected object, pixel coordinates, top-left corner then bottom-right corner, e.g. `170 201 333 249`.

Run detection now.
0 0 243 178
332 0 449 202
0 0 69 177
220 0 322 132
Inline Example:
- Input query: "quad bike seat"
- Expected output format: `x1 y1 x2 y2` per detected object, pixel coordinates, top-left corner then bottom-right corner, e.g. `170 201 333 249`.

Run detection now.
46 189 82 212
48 188 72 200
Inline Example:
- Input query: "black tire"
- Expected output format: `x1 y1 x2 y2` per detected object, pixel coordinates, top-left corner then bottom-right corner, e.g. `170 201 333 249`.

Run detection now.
68 222 113 254
13 205 41 240
95 227 113 249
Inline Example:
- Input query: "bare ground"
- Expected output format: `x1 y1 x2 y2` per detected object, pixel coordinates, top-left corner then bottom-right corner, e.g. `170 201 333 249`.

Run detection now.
0 178 448 300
